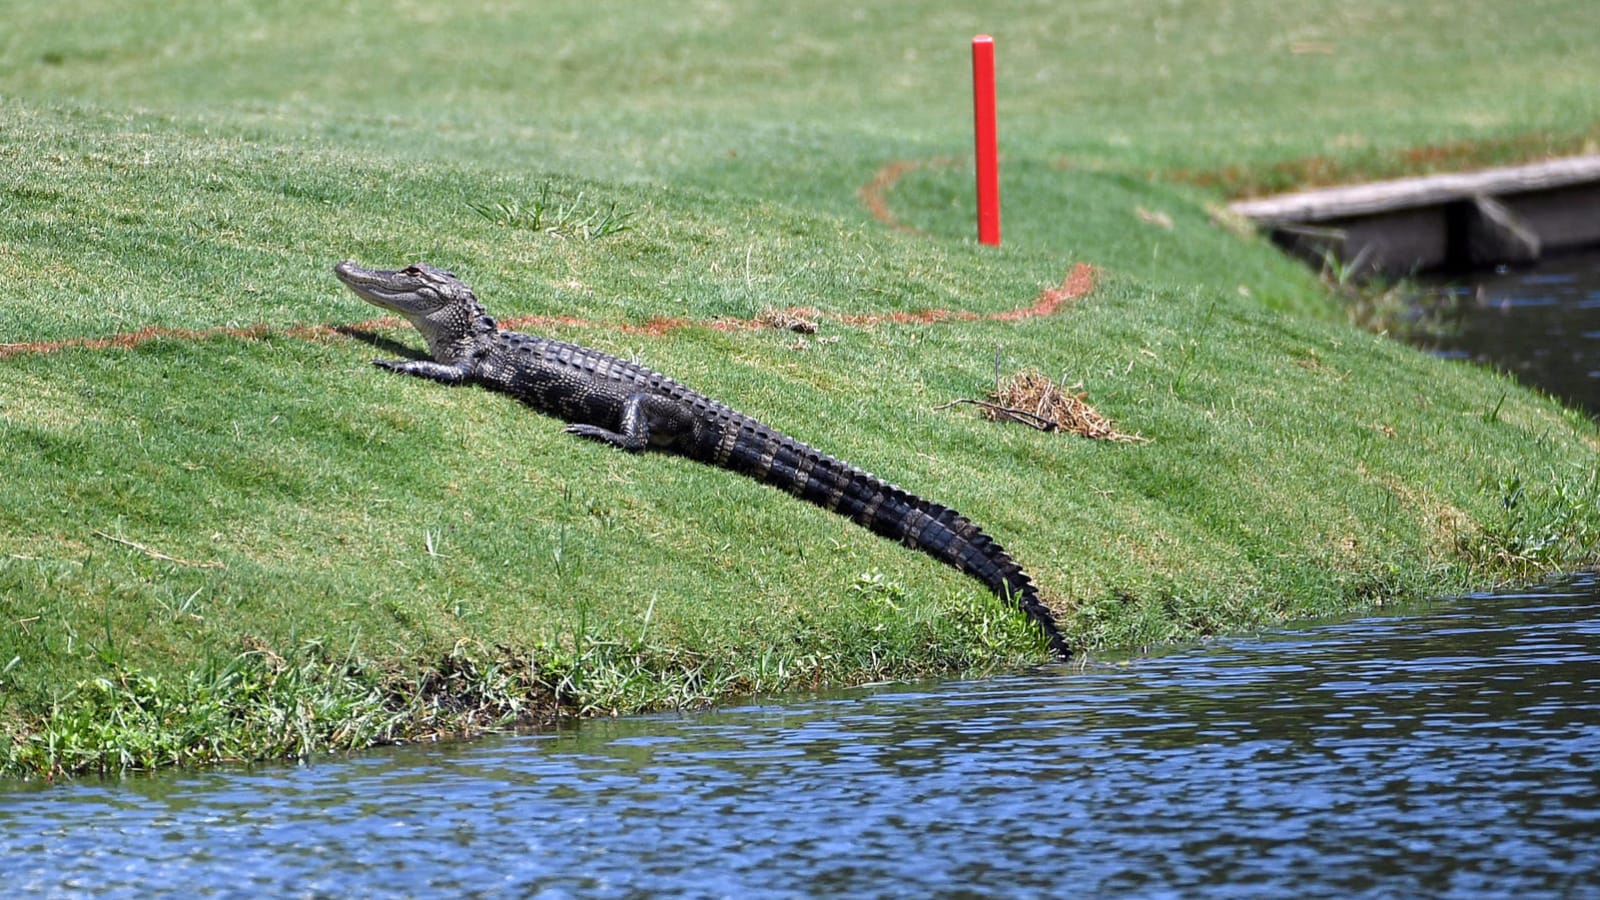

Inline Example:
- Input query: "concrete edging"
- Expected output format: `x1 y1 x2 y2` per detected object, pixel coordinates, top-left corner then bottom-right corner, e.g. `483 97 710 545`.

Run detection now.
1228 156 1600 275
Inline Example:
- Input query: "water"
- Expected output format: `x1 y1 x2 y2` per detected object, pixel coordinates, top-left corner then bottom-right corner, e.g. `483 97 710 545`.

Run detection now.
4 578 1598 898
1421 249 1600 414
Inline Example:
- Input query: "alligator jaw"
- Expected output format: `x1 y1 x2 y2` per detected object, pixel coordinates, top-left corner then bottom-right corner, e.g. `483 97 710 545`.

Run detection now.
333 260 493 364
333 260 436 316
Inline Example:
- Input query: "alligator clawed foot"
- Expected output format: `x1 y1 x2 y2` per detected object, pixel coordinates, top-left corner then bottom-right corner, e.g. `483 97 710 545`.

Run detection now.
566 423 643 451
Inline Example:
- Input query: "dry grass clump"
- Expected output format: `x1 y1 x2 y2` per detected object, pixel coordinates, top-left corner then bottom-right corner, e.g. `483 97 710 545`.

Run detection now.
756 306 820 334
940 368 1146 443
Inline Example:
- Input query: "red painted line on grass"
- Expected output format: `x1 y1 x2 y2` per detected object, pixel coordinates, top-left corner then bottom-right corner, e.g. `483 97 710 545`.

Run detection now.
857 157 960 234
0 317 399 359
988 262 1096 321
0 265 1096 359
836 307 979 327
839 262 1095 326
0 324 271 359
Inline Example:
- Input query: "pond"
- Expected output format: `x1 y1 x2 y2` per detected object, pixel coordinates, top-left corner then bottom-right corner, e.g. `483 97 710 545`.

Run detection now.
3 576 1597 897
1417 249 1600 415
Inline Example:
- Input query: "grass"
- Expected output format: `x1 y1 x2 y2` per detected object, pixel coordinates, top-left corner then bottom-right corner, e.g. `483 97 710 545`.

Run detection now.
3 0 1599 778
469 185 636 241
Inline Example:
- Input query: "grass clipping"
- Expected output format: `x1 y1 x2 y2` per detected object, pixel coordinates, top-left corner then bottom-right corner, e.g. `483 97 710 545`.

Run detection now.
941 368 1146 443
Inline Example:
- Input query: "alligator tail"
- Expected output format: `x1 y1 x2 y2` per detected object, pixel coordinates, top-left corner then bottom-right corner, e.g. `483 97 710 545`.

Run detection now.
840 475 1072 659
711 422 1070 657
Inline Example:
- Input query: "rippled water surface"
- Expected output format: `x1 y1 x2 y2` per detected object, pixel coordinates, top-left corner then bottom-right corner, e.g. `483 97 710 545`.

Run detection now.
4 578 1599 898
1422 249 1600 413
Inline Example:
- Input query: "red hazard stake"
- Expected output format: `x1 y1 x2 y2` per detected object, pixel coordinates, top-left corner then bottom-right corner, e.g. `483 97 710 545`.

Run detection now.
971 34 1001 246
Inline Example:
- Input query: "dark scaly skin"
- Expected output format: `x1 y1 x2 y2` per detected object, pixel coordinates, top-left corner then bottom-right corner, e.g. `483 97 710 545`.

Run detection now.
333 261 1070 658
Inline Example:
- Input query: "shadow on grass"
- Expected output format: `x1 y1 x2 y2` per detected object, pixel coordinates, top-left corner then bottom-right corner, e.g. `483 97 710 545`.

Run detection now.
333 325 425 359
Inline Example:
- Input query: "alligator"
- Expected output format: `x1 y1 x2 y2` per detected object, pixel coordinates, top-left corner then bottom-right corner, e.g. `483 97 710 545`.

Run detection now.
333 261 1070 658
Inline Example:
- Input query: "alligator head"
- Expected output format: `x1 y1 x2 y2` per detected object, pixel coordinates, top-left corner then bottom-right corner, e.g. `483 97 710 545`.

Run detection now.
333 261 496 363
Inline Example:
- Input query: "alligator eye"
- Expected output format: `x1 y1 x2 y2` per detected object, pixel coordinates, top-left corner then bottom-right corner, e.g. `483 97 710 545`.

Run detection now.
402 265 423 276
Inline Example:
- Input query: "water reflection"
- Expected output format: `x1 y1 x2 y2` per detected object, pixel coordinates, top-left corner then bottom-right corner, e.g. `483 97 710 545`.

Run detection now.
3 578 1598 897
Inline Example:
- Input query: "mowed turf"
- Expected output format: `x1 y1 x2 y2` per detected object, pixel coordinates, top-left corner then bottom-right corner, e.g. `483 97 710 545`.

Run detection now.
2 0 1598 775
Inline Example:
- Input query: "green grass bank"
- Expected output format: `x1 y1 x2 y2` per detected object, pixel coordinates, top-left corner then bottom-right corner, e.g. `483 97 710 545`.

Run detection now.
3 0 1599 778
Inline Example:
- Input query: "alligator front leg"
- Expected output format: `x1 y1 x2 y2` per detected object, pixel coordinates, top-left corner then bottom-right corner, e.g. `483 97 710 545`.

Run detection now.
373 358 474 386
566 393 695 452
